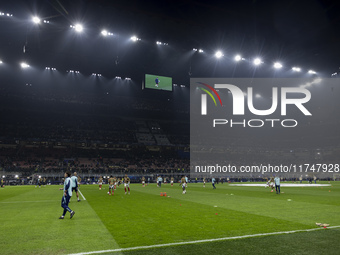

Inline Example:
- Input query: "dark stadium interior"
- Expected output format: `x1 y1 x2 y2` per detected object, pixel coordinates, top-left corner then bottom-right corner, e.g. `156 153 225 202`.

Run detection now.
0 0 339 184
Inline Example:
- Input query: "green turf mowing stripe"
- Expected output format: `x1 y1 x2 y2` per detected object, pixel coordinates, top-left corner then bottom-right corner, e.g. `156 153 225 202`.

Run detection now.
0 185 121 255
68 226 340 255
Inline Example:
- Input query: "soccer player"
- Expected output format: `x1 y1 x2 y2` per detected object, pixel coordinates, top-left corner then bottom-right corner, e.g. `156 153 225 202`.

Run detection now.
113 176 117 190
141 176 146 187
185 176 188 187
212 177 216 189
0 178 4 188
274 176 281 194
59 171 75 219
155 77 159 87
124 174 130 194
170 177 174 187
98 176 103 190
181 176 187 194
108 175 115 195
203 177 206 188
270 177 275 192
70 172 80 202
157 175 162 187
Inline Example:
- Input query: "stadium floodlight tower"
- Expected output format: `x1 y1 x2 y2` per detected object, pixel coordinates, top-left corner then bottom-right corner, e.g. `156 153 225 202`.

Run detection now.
215 51 223 59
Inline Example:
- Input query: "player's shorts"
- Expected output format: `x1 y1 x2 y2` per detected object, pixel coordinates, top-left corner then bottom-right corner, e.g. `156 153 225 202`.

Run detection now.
114 182 117 186
142 181 145 184
99 182 103 185
270 182 274 187
182 183 186 188
171 181 173 184
72 187 78 192
109 185 114 189
124 183 129 188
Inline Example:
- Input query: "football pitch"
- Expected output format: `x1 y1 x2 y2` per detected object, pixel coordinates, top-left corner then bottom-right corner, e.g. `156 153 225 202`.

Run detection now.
1 182 340 255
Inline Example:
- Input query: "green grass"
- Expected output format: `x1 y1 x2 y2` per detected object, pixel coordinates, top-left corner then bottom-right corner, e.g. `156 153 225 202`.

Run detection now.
0 182 339 254
145 74 172 91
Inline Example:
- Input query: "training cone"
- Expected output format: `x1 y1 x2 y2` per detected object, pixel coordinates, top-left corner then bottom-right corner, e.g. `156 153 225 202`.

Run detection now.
164 192 167 197
160 192 163 196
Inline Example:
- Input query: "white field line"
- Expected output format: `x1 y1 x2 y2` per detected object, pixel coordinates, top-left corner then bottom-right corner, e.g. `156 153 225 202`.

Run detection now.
68 225 340 255
229 183 331 187
78 189 86 201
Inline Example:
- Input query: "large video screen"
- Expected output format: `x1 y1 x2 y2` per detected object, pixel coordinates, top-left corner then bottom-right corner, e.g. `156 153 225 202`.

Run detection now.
145 74 172 91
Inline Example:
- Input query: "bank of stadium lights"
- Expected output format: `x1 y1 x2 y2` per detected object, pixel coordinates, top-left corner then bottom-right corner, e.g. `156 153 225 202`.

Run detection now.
156 41 168 45
215 51 223 59
292 67 301 72
101 30 113 36
67 70 80 73
20 62 30 68
193 48 204 53
130 36 141 42
180 85 185 88
92 73 102 76
0 12 13 17
70 24 83 32
115 76 121 79
308 70 317 74
45 67 56 70
173 84 177 86
253 58 262 66
0 60 2 64
273 62 283 69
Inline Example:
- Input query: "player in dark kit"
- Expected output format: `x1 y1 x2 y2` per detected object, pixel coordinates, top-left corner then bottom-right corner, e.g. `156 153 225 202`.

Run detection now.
155 77 159 87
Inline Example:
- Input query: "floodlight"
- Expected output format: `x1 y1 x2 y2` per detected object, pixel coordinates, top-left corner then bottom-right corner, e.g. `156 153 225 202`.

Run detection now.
215 51 223 58
198 49 204 53
74 24 83 32
156 41 162 45
32 16 41 24
273 62 282 69
0 60 2 64
292 67 301 72
21 62 29 68
193 48 197 51
115 76 121 79
308 70 316 74
234 55 242 61
125 77 131 80
130 36 140 41
255 94 261 98
253 58 262 66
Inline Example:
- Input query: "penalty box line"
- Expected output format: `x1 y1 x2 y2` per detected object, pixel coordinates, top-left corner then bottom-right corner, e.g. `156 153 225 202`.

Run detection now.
68 225 340 255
